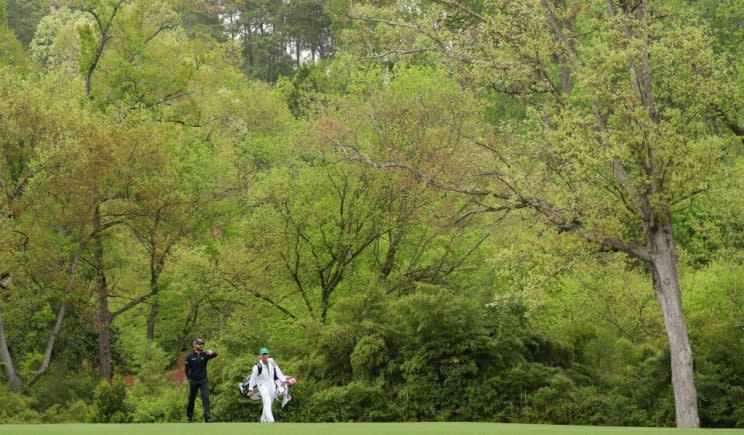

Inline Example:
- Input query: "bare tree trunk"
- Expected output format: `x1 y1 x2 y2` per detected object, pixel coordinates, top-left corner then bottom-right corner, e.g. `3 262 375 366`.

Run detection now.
380 231 402 280
146 301 157 342
26 302 66 387
0 311 22 392
0 275 21 391
169 304 200 368
243 28 255 66
320 287 331 324
97 281 113 382
649 220 699 428
92 206 113 382
146 253 160 341
295 40 301 68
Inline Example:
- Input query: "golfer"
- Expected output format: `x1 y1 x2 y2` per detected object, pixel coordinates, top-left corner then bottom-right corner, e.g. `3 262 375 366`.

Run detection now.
185 338 217 423
246 347 286 423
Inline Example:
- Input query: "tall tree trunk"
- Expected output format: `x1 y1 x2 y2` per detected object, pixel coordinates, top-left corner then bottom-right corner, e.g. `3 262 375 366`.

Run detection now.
649 220 699 428
146 263 160 341
146 302 157 342
244 28 254 66
295 40 301 68
93 205 113 382
380 231 402 280
0 311 22 392
97 282 113 382
320 288 331 324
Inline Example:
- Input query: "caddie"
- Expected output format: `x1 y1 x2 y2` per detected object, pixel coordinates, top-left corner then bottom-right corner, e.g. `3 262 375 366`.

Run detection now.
246 347 286 423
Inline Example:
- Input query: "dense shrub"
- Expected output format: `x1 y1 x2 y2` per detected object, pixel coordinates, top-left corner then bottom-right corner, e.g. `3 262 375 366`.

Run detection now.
88 380 131 423
0 385 41 423
4 283 744 427
126 382 184 423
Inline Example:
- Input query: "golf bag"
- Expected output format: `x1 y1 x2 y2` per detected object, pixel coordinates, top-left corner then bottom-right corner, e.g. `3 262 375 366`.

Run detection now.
238 366 297 408
238 359 279 400
238 375 255 399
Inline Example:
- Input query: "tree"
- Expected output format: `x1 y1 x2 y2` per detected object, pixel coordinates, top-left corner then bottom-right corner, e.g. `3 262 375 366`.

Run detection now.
32 0 221 377
305 66 493 296
202 0 333 82
3 84 185 382
0 70 97 391
6 92 168 398
29 7 91 70
0 0 29 69
218 67 491 327
341 0 742 426
66 0 193 109
122 131 209 342
75 120 180 381
5 0 48 47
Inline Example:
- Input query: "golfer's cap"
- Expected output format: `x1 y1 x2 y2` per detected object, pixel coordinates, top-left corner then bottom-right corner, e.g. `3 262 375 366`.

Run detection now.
193 338 205 345
259 347 269 355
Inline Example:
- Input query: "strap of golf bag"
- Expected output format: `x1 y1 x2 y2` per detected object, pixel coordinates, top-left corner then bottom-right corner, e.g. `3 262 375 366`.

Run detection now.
255 359 279 380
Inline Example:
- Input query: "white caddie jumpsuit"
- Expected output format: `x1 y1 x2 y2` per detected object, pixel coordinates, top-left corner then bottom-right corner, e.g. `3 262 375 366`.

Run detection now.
247 358 285 423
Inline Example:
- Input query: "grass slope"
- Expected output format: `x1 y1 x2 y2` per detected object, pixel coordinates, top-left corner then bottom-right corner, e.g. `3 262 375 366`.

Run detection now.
0 423 742 435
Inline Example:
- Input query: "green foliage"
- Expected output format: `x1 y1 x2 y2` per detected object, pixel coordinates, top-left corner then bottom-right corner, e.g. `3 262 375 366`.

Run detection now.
688 313 744 428
40 400 92 424
0 0 29 69
222 0 332 82
0 385 41 423
5 0 48 47
88 380 131 423
277 63 335 118
29 8 90 69
305 381 392 422
0 0 742 429
127 385 183 423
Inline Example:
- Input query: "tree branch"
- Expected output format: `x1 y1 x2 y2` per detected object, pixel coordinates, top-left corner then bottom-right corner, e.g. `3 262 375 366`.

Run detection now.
339 145 496 197
108 288 157 320
26 302 66 387
82 0 126 98
225 274 298 320
712 105 744 141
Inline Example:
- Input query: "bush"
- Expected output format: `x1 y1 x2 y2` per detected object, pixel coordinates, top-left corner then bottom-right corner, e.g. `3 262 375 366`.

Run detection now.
65 399 92 422
306 381 392 422
88 379 131 423
127 382 184 423
29 364 98 411
0 385 41 423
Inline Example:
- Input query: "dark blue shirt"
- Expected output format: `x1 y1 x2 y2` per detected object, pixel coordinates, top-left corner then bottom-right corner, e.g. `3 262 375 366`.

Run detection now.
185 350 217 381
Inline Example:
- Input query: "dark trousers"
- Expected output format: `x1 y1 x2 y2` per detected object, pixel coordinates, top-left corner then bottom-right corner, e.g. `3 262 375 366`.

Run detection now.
186 379 210 420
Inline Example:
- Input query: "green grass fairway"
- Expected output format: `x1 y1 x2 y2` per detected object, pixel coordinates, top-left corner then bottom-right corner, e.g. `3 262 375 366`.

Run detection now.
0 423 742 435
